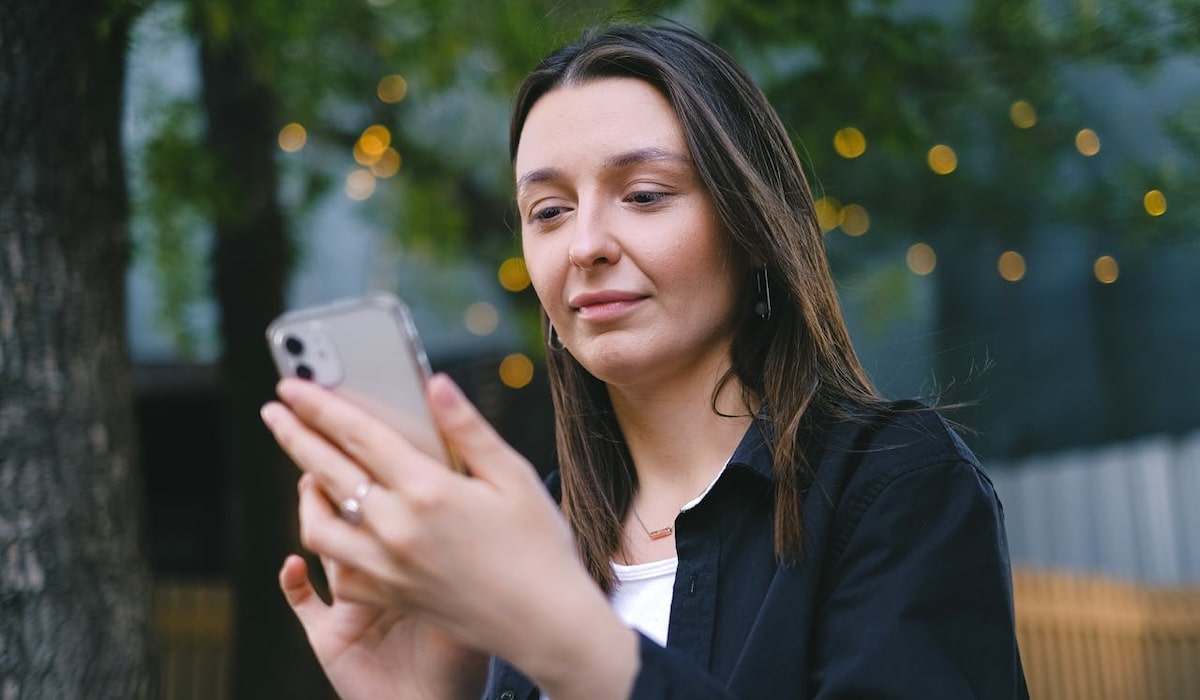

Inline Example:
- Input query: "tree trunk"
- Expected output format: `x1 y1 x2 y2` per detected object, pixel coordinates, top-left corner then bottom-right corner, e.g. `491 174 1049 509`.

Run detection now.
0 2 155 698
196 20 335 700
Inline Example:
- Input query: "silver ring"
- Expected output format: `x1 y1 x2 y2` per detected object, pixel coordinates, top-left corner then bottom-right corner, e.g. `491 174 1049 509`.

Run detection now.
339 480 374 525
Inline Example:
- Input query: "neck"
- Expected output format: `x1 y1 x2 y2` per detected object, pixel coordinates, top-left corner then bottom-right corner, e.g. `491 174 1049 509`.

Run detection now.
607 362 755 513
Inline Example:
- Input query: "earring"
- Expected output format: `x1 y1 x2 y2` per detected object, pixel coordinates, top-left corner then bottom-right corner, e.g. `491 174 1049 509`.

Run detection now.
754 268 772 320
547 323 566 350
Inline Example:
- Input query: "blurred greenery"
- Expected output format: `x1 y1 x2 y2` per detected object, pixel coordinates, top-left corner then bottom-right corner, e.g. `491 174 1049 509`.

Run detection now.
130 0 1199 447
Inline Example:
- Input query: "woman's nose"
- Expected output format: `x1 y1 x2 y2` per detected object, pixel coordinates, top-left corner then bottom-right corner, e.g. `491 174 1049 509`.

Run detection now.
567 203 622 269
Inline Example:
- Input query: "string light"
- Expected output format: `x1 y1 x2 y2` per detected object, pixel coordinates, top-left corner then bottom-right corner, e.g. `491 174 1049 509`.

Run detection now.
998 251 1026 282
814 196 843 232
1094 255 1119 284
499 354 534 389
377 74 408 103
345 169 376 200
278 123 307 152
927 145 957 175
498 257 530 292
371 148 402 178
1075 128 1101 156
840 204 870 236
834 127 867 159
1010 100 1037 129
906 243 937 275
464 302 499 336
1143 189 1167 216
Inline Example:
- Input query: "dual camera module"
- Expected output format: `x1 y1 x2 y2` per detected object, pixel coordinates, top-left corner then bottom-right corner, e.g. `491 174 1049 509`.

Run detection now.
284 335 314 380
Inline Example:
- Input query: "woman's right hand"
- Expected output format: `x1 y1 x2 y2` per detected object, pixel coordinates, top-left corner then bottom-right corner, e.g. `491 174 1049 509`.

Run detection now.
278 478 488 700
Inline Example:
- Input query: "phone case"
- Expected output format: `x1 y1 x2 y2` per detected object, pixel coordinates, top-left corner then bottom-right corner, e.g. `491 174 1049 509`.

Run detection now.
265 293 459 469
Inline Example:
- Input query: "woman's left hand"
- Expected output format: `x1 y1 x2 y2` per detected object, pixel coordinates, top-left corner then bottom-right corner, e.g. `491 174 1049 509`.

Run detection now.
262 373 638 699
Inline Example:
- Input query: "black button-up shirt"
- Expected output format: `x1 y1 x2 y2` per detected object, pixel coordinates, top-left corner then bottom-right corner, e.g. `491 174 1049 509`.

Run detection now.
486 404 1030 699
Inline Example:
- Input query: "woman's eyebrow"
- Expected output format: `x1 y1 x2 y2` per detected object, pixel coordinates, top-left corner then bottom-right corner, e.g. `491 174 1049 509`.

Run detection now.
516 147 691 197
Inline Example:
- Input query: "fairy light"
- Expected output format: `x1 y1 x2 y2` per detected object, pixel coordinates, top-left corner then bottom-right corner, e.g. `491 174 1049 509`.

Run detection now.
1094 255 1119 284
1143 189 1167 216
278 123 307 152
464 302 499 336
998 251 1026 282
906 243 937 275
499 354 534 389
498 257 530 292
814 196 843 232
834 127 867 159
840 204 870 236
377 74 408 103
1075 129 1101 156
927 145 958 175
345 169 376 200
1010 100 1037 129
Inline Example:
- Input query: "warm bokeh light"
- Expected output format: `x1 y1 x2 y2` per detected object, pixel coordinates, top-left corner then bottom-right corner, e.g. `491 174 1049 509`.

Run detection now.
834 127 867 159
1075 128 1101 156
371 148 402 178
358 124 391 159
927 144 958 175
840 204 870 237
1010 100 1037 129
998 251 1026 282
377 74 408 104
1143 189 1167 216
498 257 531 292
278 123 307 152
1094 255 1119 284
906 243 937 275
499 353 535 389
464 302 499 336
814 196 843 232
345 169 376 200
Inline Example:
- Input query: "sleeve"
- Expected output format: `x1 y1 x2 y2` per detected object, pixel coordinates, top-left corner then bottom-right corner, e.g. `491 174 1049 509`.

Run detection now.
810 458 1029 699
627 634 735 700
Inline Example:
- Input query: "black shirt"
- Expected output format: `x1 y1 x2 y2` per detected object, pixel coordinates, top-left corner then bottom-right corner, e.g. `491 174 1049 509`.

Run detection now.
485 404 1030 699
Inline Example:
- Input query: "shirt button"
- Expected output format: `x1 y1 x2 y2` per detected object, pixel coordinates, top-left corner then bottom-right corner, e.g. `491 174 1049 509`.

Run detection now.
499 692 516 700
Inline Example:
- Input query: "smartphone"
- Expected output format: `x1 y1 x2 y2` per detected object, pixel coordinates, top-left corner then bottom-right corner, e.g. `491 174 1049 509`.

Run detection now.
265 293 463 472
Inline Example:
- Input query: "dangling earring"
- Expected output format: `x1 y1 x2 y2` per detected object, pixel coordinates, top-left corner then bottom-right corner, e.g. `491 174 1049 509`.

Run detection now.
754 267 772 320
547 322 566 350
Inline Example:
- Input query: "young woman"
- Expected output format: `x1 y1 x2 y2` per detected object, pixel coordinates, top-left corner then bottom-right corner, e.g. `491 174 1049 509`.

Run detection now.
261 23 1029 700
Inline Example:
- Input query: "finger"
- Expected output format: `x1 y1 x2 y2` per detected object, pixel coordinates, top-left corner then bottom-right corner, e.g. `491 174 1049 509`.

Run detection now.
275 377 429 489
426 374 537 488
279 554 327 632
297 472 398 578
262 399 381 509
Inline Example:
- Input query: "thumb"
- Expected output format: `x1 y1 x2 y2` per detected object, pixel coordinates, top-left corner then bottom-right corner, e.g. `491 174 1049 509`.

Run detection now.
279 554 327 634
426 373 533 485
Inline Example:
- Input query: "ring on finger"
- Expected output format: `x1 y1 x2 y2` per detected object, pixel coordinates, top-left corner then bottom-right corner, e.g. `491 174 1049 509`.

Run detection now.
339 480 374 525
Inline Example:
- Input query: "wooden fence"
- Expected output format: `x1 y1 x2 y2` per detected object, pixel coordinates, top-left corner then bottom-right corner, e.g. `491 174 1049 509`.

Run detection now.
154 569 1200 699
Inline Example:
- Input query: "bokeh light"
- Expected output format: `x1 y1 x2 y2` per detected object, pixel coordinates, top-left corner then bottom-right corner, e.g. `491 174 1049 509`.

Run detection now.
1010 100 1037 129
906 243 937 275
1094 255 1119 284
998 251 1026 282
1143 189 1167 216
345 169 376 200
814 196 843 232
464 302 499 336
927 145 958 175
377 74 408 104
498 257 530 292
834 127 867 159
499 353 534 389
278 123 307 152
371 148 402 178
1075 128 1101 156
840 204 870 237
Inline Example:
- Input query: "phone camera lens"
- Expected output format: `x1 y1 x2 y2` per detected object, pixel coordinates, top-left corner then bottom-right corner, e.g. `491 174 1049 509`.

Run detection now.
295 364 314 380
284 335 304 356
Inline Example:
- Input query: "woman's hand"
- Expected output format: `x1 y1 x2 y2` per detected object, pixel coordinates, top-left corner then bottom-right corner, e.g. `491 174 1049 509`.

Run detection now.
279 548 487 700
262 374 638 700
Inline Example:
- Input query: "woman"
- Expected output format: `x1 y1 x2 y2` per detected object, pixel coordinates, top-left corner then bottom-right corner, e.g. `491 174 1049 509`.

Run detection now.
261 23 1029 700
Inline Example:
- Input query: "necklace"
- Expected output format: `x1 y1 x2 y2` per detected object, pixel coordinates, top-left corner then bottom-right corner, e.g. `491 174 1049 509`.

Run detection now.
631 505 674 541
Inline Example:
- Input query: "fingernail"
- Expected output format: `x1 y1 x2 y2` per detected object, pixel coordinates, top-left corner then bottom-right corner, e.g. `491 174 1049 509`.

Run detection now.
430 373 464 409
261 403 280 427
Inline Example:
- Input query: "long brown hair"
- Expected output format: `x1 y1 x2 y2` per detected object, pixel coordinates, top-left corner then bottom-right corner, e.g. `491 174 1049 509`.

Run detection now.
510 23 882 593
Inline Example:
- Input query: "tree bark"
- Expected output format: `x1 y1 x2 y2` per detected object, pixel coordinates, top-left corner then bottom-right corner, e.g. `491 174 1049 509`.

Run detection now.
0 1 155 698
195 19 335 700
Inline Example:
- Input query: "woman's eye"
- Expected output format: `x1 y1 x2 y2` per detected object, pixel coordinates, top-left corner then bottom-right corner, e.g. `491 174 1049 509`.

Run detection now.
531 206 564 221
628 191 667 205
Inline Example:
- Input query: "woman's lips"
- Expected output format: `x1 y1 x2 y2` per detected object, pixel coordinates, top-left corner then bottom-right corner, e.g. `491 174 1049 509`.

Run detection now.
569 291 647 322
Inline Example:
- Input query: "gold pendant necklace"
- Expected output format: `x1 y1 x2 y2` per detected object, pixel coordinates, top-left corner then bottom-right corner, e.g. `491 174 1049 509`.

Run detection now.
632 505 674 540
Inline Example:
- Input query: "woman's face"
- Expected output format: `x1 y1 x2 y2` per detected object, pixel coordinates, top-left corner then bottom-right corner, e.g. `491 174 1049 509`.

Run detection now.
515 77 743 390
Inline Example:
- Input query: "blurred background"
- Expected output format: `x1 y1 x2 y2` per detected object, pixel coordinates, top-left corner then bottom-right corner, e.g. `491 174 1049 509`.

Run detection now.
2 0 1198 698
